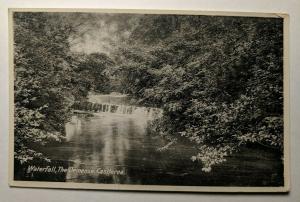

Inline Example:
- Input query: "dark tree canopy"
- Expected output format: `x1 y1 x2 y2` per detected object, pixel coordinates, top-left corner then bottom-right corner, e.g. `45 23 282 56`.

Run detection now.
115 15 283 171
14 12 283 172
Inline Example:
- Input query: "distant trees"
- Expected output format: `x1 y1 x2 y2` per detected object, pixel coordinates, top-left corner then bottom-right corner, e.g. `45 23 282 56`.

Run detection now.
76 53 114 94
117 15 284 172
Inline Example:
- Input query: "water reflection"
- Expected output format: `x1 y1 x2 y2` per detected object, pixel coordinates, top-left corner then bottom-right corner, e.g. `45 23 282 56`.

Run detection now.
63 93 163 184
34 93 283 186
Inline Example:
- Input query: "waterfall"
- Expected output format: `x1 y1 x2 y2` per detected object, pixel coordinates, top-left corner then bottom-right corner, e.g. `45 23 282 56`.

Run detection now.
90 102 162 119
72 93 163 120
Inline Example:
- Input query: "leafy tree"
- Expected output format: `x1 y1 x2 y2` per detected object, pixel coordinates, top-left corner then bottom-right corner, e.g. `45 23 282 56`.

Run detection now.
116 15 283 172
13 12 112 164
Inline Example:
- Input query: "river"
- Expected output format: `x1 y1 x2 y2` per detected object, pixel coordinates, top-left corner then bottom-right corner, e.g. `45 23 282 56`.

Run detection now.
63 93 167 184
21 93 283 186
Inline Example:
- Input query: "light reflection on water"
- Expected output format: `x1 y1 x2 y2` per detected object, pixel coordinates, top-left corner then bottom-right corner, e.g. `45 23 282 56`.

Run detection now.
36 93 283 186
63 93 164 184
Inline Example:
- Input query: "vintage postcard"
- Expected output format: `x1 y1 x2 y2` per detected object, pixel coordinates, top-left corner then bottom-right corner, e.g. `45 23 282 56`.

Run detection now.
9 8 289 192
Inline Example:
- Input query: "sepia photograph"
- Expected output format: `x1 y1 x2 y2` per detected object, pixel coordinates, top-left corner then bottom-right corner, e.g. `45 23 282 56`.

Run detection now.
9 9 289 192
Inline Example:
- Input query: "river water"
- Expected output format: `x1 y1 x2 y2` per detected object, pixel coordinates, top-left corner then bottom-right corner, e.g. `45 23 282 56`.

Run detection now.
39 93 196 185
30 93 283 186
62 93 168 184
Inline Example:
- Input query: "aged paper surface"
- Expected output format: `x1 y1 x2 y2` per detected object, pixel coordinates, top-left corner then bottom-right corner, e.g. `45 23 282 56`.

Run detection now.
9 8 290 192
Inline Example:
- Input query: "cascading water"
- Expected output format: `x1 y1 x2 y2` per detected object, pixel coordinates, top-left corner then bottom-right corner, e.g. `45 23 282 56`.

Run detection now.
86 93 163 119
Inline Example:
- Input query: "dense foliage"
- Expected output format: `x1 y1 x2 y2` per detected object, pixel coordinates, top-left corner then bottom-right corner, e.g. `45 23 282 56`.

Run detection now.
14 13 284 172
116 15 283 171
13 13 111 163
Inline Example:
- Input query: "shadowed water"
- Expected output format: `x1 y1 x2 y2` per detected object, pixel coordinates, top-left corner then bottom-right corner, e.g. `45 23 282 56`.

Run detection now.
19 93 283 186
